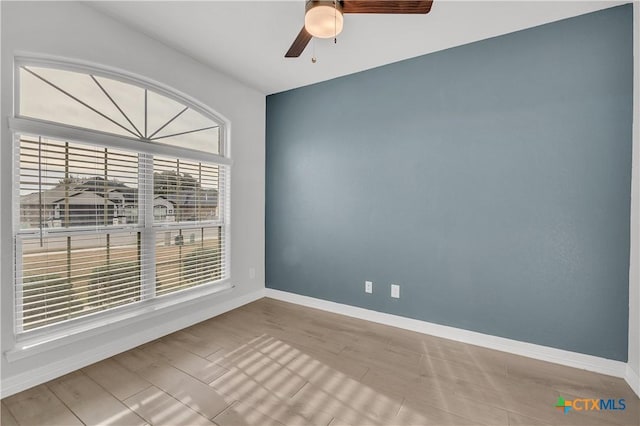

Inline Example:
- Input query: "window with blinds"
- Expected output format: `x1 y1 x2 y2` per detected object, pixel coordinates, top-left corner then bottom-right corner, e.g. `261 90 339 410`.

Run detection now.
13 61 230 335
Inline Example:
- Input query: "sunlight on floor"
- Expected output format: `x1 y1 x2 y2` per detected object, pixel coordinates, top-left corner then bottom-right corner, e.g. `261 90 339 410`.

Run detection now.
209 333 433 425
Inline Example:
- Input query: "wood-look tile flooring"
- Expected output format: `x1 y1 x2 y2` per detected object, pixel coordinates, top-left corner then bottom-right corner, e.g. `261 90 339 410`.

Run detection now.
2 298 639 426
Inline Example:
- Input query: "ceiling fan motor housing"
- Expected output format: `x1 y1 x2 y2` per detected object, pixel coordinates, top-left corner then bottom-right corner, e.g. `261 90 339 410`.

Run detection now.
305 0 344 38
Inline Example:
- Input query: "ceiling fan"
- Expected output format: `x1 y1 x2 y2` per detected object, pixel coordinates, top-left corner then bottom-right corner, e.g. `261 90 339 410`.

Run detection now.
285 1 434 58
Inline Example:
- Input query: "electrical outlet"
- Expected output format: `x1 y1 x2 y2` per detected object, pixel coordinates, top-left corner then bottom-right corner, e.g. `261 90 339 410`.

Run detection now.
249 267 256 279
365 280 373 294
391 284 400 298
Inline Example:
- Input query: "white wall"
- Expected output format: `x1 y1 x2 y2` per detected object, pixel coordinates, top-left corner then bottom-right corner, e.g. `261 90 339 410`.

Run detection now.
628 0 640 397
0 1 265 397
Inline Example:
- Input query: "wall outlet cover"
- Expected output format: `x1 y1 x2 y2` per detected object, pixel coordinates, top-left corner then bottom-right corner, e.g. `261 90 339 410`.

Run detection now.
391 284 400 298
365 280 373 294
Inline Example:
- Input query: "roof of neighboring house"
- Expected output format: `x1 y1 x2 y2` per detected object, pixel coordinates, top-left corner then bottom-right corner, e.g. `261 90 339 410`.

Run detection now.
154 195 176 207
51 191 115 206
20 177 218 207
154 189 218 208
107 192 124 199
21 189 71 206
20 178 134 205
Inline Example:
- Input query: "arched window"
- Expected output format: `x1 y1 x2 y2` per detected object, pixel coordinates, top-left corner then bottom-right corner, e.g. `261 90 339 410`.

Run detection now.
18 64 223 154
11 59 231 334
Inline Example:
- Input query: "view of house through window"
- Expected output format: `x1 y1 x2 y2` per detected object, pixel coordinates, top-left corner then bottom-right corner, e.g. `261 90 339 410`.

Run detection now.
14 63 229 333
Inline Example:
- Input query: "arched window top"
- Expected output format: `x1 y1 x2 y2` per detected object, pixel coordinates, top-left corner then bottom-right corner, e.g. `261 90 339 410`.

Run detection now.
18 63 224 155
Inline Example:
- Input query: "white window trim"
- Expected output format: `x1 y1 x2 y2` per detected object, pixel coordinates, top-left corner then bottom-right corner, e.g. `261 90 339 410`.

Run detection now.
8 57 233 356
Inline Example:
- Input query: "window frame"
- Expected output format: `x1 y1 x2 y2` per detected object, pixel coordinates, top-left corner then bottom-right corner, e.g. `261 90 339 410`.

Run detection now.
10 57 233 345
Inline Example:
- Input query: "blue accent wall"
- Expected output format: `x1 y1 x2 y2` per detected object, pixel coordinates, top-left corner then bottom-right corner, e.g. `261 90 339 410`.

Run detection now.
266 5 633 361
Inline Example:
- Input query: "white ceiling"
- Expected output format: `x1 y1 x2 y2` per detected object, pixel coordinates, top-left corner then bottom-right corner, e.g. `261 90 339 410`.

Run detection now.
88 1 626 95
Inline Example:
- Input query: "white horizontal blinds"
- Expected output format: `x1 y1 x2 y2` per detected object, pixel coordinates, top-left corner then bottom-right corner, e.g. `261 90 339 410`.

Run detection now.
19 232 141 331
18 66 222 154
17 134 142 331
155 227 225 296
152 155 228 297
153 156 221 223
19 136 139 229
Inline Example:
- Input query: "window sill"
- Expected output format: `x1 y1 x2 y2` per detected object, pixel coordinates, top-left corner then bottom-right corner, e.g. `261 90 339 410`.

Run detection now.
5 281 234 363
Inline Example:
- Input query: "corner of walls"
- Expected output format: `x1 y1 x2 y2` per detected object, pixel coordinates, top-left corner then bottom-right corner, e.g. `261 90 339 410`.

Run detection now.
627 0 640 398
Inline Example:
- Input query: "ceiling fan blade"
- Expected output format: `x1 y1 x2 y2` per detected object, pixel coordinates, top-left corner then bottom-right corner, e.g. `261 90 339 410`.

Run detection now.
342 0 433 14
285 27 312 58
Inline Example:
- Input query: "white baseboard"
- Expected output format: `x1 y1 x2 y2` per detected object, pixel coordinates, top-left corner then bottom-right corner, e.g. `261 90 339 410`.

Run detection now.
626 364 640 397
0 290 263 399
265 288 630 382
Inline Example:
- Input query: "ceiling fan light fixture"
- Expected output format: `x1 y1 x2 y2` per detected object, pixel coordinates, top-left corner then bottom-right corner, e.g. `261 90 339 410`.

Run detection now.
305 1 344 39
